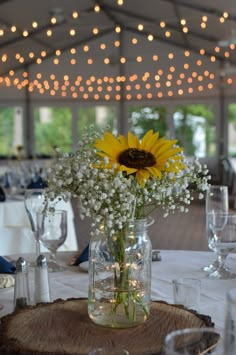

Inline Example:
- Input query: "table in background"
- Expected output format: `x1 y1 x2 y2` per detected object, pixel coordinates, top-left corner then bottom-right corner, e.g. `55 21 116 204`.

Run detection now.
1 249 236 332
0 197 78 255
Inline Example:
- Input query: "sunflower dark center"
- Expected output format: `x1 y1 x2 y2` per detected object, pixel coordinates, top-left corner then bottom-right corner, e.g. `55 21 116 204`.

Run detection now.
118 148 156 169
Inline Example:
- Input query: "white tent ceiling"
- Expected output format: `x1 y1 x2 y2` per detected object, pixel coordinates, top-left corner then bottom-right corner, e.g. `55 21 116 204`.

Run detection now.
0 0 236 102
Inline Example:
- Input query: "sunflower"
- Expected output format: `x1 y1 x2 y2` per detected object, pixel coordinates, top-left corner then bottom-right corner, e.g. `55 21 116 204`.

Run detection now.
94 130 185 187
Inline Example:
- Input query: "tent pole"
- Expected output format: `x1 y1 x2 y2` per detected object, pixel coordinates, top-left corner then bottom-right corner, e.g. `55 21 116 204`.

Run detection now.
219 71 227 158
24 66 33 158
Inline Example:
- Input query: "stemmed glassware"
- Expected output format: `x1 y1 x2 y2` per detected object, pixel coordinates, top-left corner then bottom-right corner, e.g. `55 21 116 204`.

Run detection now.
36 209 67 272
207 212 236 279
204 185 229 273
24 188 46 262
164 327 222 354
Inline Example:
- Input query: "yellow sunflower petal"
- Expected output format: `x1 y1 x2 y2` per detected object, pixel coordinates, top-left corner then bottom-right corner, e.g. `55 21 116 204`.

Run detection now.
128 131 140 148
153 137 177 147
169 161 186 170
96 151 115 158
136 169 150 187
120 165 137 175
146 166 162 179
118 134 128 148
163 159 186 172
149 137 170 155
96 153 121 168
153 141 181 158
167 158 185 169
140 130 153 149
165 165 182 173
170 155 184 161
94 142 118 158
148 132 160 151
95 132 125 157
156 149 183 164
157 152 183 162
141 131 159 151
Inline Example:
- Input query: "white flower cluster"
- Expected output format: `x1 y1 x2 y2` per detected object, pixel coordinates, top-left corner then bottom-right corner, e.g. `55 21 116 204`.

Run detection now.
45 127 210 234
137 157 209 218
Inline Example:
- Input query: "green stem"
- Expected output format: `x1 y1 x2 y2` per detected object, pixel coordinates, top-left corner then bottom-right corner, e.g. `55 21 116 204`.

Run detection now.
110 224 148 322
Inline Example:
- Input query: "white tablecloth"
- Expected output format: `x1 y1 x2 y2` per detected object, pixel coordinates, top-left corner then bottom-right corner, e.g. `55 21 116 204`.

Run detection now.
0 198 78 255
1 249 236 332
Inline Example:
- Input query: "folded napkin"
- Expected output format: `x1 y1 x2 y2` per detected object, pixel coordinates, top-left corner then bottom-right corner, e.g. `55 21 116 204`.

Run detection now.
70 244 112 266
27 176 47 189
0 256 16 274
0 185 6 202
71 245 89 266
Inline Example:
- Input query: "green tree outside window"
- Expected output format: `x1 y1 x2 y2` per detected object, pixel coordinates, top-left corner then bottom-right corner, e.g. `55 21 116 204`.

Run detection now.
0 108 14 156
35 107 72 155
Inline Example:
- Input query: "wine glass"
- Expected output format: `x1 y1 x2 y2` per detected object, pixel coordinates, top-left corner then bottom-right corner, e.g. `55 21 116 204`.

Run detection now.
36 209 67 272
207 212 236 279
24 188 46 262
204 185 229 273
164 327 222 354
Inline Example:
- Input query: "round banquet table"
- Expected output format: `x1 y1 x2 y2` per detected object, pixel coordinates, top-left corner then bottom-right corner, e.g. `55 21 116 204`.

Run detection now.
1 249 236 334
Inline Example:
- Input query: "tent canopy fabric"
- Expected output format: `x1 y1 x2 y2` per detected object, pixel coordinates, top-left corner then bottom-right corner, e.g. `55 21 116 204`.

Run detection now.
0 0 236 101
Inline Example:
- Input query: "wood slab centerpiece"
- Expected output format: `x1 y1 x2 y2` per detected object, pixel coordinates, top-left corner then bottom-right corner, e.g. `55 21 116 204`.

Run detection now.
0 298 216 355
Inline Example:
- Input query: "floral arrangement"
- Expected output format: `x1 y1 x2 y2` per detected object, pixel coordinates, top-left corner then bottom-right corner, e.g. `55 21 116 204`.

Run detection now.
45 126 210 326
46 126 210 235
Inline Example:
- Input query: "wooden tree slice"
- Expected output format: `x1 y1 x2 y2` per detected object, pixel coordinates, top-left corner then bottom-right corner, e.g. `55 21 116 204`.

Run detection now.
0 298 215 355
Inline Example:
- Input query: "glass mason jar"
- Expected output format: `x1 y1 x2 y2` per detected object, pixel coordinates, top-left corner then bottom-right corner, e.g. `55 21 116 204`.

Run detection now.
88 218 152 328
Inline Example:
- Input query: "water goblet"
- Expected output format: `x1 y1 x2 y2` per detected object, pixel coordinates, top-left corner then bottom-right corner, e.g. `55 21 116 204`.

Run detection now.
207 212 236 279
37 210 67 272
164 327 222 354
24 188 46 261
172 278 201 310
204 185 229 273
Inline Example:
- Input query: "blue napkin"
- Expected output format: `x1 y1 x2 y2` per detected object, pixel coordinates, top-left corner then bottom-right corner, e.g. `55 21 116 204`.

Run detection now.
71 244 111 266
0 185 5 202
0 256 16 273
73 245 89 265
27 176 47 189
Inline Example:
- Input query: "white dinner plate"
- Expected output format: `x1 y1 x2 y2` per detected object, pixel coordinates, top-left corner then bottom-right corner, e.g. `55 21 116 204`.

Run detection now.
0 274 15 291
0 285 14 292
79 261 89 272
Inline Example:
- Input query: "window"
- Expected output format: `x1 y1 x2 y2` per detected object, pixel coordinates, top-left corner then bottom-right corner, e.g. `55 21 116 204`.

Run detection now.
34 105 116 156
77 106 117 137
173 105 216 157
0 106 23 157
128 104 216 158
228 103 236 157
34 107 72 155
128 106 168 138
